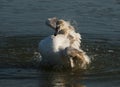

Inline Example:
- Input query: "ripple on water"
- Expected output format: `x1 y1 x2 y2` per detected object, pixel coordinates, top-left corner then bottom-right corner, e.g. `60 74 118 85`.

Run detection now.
0 35 120 72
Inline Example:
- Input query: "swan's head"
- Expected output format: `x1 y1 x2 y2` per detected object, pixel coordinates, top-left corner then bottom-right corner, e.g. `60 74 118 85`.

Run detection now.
46 17 74 36
54 19 72 36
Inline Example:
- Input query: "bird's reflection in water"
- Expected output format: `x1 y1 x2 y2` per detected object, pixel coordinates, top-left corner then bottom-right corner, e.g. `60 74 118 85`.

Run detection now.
49 72 86 87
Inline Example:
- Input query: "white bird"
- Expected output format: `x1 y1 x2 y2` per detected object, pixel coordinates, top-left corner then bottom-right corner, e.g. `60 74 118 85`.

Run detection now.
39 17 90 69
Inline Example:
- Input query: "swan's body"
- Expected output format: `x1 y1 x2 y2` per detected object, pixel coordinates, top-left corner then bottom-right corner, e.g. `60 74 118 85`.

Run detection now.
39 17 90 69
39 35 70 66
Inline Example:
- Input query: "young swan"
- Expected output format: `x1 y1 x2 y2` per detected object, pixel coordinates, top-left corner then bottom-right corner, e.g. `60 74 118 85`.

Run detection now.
40 17 91 69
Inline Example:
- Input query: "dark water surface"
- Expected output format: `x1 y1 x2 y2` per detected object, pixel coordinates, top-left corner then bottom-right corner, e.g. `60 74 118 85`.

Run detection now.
0 0 120 87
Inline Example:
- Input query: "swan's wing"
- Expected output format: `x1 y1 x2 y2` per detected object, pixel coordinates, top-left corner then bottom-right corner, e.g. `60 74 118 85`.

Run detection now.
63 47 90 69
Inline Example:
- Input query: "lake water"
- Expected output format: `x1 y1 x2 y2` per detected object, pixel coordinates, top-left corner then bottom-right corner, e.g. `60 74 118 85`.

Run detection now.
0 0 120 87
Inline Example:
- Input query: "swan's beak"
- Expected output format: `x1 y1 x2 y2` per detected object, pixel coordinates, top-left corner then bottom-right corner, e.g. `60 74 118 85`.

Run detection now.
54 25 60 36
